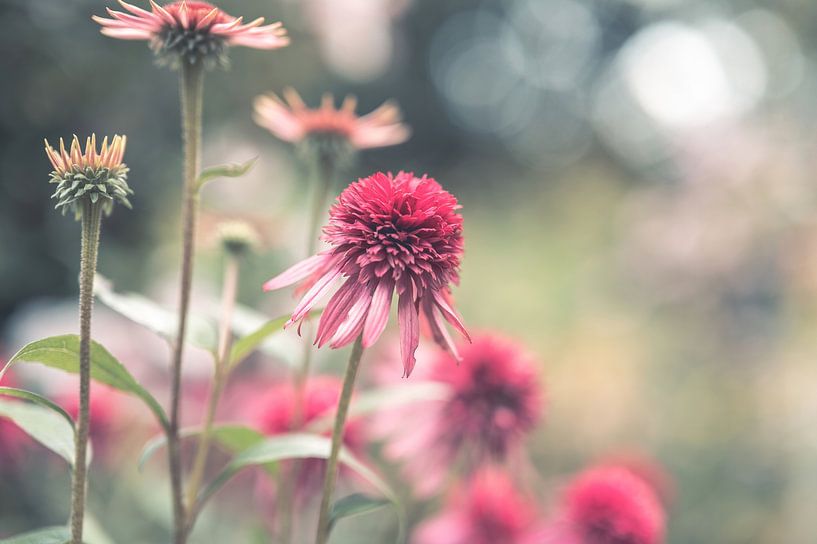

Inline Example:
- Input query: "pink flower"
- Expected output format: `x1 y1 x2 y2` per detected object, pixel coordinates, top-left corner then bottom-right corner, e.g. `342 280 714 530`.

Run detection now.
253 88 410 150
246 376 364 498
560 465 666 544
372 333 543 495
58 384 127 459
412 469 538 544
263 171 468 376
0 372 31 468
93 1 289 67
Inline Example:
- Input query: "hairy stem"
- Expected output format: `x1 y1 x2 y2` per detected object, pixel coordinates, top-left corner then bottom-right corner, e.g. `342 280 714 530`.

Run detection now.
184 254 239 531
315 335 364 544
169 60 204 544
69 200 102 544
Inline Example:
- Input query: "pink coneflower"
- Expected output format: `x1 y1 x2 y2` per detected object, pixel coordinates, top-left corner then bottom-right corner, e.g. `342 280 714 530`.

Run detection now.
93 1 289 68
560 465 666 544
372 333 543 495
413 469 538 544
263 171 468 376
247 376 364 495
253 88 410 153
0 372 31 468
59 385 125 457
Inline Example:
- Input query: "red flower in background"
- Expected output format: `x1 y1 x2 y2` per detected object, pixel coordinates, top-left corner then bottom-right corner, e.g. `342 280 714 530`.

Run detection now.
264 171 468 376
93 1 289 67
412 469 538 544
254 88 410 150
246 376 364 498
559 465 666 544
372 333 543 495
58 384 126 459
0 372 31 468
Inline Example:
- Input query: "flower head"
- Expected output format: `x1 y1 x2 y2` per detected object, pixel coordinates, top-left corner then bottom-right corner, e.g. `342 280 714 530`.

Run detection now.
45 134 132 219
217 220 261 257
263 171 468 376
253 88 410 165
413 469 538 544
371 333 543 495
93 1 289 68
561 465 666 544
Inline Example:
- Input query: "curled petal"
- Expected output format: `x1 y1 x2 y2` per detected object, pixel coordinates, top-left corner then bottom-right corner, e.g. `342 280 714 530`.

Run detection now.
398 292 420 377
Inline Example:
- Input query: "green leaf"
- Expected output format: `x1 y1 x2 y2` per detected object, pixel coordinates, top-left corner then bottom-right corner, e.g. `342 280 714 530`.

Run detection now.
0 387 75 431
196 433 404 541
307 382 450 433
228 314 289 368
0 398 75 465
94 276 217 352
138 424 266 471
196 157 257 190
4 335 169 432
329 493 391 531
0 526 69 544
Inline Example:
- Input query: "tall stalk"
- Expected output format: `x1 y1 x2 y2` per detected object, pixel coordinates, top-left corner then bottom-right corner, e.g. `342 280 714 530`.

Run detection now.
278 157 335 543
168 60 204 544
184 253 239 531
69 200 102 544
315 335 365 544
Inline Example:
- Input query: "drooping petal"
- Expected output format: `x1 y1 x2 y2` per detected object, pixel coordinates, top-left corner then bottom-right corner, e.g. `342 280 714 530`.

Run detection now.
432 289 470 342
422 295 460 361
329 288 373 348
263 253 333 291
314 278 361 348
288 259 348 326
398 292 420 377
362 279 394 348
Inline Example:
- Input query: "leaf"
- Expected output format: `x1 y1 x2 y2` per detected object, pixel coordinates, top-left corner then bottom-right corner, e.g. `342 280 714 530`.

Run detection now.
138 424 266 471
228 314 289 368
228 306 324 369
95 275 217 352
0 527 69 544
329 493 391 531
307 382 450 433
196 157 257 190
196 433 404 541
0 387 75 431
0 398 75 465
4 335 169 432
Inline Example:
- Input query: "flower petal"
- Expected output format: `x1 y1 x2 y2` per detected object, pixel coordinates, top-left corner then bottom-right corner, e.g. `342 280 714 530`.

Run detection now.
263 253 333 292
362 279 394 348
398 292 420 377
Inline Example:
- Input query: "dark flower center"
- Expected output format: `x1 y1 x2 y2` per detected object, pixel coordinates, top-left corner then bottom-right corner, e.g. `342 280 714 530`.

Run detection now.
152 25 227 69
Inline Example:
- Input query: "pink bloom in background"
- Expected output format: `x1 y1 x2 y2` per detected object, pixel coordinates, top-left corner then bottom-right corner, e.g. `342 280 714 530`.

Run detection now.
264 171 468 376
59 384 127 459
93 1 289 66
413 469 538 544
253 88 410 150
372 333 543 495
558 465 666 544
246 376 364 497
0 372 31 468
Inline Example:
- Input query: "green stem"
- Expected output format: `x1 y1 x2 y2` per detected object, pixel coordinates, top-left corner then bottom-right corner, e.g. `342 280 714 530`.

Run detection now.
184 254 239 532
69 200 102 544
278 157 335 543
169 60 204 544
315 335 365 544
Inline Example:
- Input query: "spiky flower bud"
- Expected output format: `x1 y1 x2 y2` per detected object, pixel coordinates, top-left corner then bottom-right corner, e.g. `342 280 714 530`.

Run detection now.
217 220 260 256
45 135 133 220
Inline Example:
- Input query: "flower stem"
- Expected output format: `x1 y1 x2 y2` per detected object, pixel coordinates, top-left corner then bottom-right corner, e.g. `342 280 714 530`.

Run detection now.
278 157 335 543
169 60 204 544
315 335 364 544
69 200 102 544
184 253 239 532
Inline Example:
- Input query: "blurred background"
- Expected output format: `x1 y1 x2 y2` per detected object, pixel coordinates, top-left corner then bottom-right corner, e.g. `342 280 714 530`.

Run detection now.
3 0 817 542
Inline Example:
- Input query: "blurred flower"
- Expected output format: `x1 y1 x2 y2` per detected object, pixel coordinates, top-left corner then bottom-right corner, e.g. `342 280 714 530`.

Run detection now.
93 1 289 68
0 372 31 468
246 376 364 498
45 134 132 219
217 220 261 256
253 88 410 164
372 333 543 494
263 171 468 376
58 384 128 459
412 469 538 544
556 464 666 544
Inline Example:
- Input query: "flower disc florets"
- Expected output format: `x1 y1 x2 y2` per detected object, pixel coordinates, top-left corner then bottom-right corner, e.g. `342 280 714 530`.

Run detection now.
45 135 132 220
